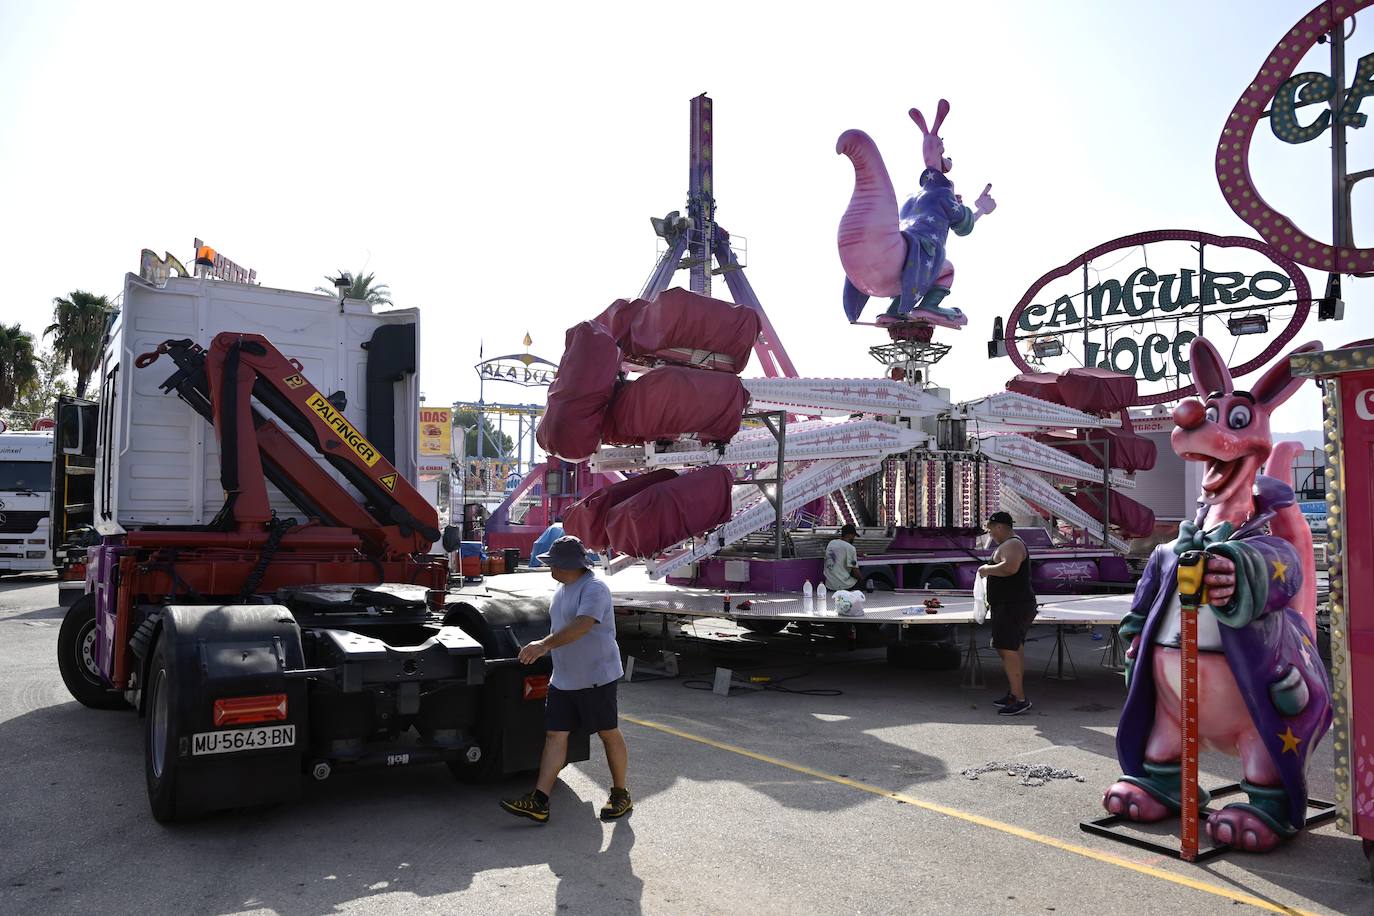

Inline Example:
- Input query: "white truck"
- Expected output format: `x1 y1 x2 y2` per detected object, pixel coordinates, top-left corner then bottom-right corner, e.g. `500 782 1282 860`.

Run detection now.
0 428 56 575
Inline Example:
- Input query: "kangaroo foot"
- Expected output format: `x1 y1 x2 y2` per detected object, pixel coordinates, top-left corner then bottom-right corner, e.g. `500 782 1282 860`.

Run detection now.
1102 781 1171 822
911 306 968 329
1206 805 1285 852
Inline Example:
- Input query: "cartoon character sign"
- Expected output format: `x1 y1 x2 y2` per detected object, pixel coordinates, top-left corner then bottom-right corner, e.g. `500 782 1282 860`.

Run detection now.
836 100 996 329
1102 338 1332 852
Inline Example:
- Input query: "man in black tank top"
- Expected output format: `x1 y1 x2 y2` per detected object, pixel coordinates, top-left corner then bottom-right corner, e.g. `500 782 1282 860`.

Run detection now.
977 511 1037 716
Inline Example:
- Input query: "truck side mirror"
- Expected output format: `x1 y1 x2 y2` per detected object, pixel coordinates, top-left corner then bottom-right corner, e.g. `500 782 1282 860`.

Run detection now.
58 402 97 457
441 525 464 553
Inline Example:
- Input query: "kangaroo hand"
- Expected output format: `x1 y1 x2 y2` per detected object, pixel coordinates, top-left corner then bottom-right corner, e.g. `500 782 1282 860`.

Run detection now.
1204 555 1237 605
975 183 996 214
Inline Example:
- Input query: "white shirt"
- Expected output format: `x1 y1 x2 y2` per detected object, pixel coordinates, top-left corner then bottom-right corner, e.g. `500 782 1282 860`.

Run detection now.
824 538 859 591
1154 591 1224 652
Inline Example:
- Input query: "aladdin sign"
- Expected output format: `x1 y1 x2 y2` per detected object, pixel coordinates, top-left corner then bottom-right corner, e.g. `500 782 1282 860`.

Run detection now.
1002 230 1312 406
475 354 557 387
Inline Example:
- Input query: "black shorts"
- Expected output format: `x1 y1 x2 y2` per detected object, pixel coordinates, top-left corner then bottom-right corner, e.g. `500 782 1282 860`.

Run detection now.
990 601 1038 651
545 681 619 734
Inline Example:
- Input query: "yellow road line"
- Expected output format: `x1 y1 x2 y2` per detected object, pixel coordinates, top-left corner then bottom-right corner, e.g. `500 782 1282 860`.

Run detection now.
622 715 1314 916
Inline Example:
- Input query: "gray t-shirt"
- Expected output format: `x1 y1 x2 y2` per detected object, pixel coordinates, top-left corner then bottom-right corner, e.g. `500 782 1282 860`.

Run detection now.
548 571 624 690
824 538 859 591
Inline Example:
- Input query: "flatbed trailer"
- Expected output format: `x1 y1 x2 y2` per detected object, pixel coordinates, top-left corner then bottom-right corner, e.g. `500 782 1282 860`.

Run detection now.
482 567 1133 684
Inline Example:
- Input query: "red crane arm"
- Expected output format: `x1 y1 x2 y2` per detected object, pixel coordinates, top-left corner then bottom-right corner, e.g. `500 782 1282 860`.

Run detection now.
202 332 440 554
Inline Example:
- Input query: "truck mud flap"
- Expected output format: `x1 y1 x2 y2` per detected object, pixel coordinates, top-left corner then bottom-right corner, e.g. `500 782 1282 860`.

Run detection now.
484 661 590 774
158 604 308 818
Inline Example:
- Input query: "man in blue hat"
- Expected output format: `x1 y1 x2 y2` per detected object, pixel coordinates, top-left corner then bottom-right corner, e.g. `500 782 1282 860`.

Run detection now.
500 534 631 824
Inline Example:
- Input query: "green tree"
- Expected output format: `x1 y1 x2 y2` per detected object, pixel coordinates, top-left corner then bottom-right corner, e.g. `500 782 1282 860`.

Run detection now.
46 290 112 398
0 323 39 413
455 408 514 459
315 270 392 306
3 347 74 429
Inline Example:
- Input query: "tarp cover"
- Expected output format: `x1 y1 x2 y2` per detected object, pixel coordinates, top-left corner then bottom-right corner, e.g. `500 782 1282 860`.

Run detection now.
603 465 735 557
563 468 679 551
1070 488 1156 538
602 366 748 445
535 321 621 462
593 298 642 343
1043 414 1158 472
627 288 760 371
1056 368 1138 413
1006 372 1065 405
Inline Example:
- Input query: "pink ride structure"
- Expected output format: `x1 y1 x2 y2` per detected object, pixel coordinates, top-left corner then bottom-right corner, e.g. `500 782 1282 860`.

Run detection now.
837 100 996 329
1102 338 1332 852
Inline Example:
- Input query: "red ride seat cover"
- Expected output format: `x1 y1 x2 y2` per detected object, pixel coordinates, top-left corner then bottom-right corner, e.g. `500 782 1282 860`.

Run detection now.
602 366 748 445
603 465 735 557
563 468 679 551
535 321 622 462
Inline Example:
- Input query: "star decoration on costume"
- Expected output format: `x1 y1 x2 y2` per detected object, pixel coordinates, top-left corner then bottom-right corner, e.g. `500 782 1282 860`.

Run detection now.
1272 559 1288 583
1277 726 1302 755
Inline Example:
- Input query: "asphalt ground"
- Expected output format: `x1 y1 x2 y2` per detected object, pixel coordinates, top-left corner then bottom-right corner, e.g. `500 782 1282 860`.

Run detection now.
1 573 1369 915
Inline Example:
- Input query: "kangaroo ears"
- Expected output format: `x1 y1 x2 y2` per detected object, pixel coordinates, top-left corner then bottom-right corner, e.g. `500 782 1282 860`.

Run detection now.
1252 340 1322 410
1190 337 1232 398
909 108 929 135
932 98 950 133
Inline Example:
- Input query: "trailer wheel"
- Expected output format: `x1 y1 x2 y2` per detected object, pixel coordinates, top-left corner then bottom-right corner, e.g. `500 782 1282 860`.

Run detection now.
144 636 184 822
57 594 127 710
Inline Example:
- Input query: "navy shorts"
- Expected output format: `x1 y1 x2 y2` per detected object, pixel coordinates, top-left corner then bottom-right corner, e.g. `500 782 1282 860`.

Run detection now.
545 681 618 734
990 601 1038 651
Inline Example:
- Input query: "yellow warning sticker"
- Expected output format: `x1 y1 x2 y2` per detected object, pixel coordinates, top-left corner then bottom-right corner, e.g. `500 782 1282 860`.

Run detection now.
283 374 306 389
305 392 381 467
379 473 397 492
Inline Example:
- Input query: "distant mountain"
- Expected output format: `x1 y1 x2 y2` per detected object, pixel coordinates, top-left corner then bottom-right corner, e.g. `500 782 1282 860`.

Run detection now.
1272 429 1323 449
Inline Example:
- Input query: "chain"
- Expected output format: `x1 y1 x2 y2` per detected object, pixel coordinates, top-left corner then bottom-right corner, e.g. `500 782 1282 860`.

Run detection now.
960 762 1085 787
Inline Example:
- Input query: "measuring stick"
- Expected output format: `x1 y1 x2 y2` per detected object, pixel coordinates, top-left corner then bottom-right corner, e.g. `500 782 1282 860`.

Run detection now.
1176 551 1207 862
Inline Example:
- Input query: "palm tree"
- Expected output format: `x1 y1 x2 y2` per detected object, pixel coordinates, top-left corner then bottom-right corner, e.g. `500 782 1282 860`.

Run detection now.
315 270 392 306
46 290 112 398
0 323 39 411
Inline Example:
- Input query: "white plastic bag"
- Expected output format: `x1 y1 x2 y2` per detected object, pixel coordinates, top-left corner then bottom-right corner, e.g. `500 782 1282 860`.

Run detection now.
972 575 989 625
834 590 866 617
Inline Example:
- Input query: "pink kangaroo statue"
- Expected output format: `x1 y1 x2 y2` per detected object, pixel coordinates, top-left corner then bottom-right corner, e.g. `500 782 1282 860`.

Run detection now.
1102 337 1332 852
836 100 996 329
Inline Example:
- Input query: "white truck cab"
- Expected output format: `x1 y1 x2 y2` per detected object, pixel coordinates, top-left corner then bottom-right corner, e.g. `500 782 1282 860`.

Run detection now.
0 428 56 574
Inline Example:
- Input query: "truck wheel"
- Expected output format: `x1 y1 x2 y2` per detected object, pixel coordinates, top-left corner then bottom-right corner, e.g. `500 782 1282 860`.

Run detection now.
447 726 506 784
144 636 184 822
57 595 128 710
738 620 788 635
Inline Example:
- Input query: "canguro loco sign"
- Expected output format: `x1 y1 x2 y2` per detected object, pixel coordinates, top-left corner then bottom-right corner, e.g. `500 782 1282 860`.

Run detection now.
1003 229 1312 406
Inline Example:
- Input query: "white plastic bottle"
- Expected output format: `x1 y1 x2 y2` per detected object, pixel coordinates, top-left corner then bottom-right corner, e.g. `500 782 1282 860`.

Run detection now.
802 580 814 612
816 583 827 611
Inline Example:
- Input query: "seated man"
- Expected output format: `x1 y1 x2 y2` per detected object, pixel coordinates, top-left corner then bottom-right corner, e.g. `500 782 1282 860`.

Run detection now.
824 523 861 592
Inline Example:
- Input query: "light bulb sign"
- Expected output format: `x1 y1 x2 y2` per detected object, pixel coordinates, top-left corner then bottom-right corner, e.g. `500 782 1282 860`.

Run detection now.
1002 229 1311 406
1216 0 1373 275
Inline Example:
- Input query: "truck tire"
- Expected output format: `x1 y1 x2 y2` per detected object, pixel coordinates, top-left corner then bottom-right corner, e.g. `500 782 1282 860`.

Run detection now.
57 595 128 710
145 635 185 822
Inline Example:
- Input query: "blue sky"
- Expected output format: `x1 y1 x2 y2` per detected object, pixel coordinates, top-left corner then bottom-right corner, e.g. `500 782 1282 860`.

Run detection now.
0 0 1367 433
